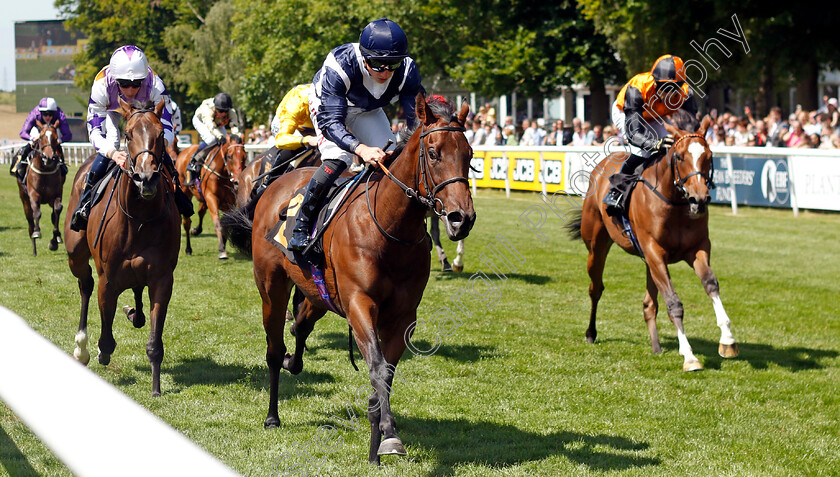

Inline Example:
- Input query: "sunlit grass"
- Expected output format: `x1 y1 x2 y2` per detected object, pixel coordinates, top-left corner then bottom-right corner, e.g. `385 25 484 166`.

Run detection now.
1 168 839 476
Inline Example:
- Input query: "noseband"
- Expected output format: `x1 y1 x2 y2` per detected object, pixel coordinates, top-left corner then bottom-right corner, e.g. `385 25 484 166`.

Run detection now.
669 133 716 200
124 108 163 176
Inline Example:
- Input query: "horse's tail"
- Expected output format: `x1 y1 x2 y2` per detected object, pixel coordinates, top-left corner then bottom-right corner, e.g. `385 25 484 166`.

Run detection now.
566 208 583 241
221 204 254 257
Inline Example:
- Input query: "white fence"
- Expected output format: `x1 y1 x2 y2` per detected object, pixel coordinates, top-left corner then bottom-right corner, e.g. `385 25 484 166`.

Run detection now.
471 144 840 215
4 141 839 214
0 306 240 477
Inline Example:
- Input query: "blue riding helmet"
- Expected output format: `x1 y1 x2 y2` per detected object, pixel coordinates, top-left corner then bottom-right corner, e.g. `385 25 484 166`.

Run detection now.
359 18 408 61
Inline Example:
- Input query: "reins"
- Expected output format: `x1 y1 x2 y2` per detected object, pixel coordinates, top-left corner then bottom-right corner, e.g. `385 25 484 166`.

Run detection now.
640 133 715 206
365 124 467 244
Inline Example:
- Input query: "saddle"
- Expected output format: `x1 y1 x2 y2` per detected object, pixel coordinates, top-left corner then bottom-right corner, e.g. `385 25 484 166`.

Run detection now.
89 161 121 210
265 174 356 267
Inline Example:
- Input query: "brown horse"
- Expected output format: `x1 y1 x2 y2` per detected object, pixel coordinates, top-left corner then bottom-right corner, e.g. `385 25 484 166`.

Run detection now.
236 146 321 208
569 116 738 371
223 94 475 464
175 136 247 258
64 98 181 396
17 121 66 256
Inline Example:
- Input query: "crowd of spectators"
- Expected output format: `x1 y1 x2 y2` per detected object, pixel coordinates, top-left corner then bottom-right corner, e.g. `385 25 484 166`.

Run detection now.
460 96 840 149
247 124 273 144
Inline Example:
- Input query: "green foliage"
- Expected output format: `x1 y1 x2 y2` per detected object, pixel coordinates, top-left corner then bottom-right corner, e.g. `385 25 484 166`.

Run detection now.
448 0 625 98
158 0 243 115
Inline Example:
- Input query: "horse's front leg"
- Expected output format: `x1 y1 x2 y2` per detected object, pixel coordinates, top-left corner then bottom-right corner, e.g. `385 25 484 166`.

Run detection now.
260 278 293 428
147 275 174 397
96 280 119 366
124 286 146 328
647 251 702 371
690 247 738 358
429 217 451 271
49 198 63 251
190 202 207 236
204 195 227 259
348 296 406 465
452 240 465 273
182 210 193 255
285 298 327 374
69 255 94 365
644 266 662 354
29 196 42 240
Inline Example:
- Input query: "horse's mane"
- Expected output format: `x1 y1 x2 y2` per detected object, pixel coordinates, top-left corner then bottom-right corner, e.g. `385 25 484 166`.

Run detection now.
128 99 156 111
669 110 699 132
392 97 457 158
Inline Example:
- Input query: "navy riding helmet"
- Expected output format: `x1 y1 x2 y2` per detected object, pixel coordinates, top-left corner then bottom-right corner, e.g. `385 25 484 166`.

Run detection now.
359 18 408 60
214 92 233 112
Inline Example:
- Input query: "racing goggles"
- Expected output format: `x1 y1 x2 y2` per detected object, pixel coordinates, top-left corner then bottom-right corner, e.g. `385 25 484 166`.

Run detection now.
117 78 143 89
366 58 403 72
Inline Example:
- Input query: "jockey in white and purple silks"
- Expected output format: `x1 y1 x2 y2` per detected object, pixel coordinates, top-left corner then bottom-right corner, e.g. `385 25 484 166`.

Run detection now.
10 97 73 180
70 45 193 231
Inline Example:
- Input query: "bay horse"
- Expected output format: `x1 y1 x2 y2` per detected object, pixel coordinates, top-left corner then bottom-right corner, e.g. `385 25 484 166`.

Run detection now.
175 136 247 258
223 94 475 464
17 121 66 256
568 116 738 371
64 98 181 396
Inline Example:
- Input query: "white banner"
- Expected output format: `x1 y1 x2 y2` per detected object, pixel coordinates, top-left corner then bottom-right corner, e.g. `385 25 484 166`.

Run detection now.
789 156 840 211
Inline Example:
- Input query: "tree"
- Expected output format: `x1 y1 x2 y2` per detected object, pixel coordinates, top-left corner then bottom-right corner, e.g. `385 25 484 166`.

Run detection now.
447 0 626 126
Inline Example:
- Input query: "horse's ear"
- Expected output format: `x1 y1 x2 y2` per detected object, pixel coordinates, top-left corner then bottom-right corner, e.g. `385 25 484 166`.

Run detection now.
415 93 436 126
663 122 684 138
154 100 165 118
35 120 44 130
118 96 132 119
52 119 60 129
697 115 712 137
457 101 470 125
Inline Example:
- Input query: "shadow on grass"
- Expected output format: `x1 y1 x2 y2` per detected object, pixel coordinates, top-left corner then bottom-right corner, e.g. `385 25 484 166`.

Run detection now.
316 332 502 363
403 417 659 475
0 424 39 477
662 337 839 371
160 356 337 397
433 272 552 285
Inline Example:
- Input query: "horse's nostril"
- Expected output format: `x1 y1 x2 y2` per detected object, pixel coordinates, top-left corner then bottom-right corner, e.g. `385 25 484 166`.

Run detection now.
447 211 464 224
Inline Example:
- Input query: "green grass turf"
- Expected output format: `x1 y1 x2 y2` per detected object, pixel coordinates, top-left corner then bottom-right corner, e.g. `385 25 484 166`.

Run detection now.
1 167 839 476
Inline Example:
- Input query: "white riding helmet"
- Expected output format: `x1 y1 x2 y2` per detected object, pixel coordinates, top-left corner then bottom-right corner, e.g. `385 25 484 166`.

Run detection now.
38 97 58 112
109 45 149 80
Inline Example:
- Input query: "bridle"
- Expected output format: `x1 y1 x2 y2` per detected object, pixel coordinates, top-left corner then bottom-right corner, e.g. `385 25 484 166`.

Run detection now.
123 108 163 177
199 142 244 189
30 126 62 175
669 133 716 200
366 122 468 245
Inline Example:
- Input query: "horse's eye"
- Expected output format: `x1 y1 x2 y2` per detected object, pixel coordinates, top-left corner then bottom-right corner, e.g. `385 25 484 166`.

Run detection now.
428 148 438 161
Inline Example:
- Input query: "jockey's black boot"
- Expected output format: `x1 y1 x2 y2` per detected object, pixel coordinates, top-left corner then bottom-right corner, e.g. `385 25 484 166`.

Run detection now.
187 143 215 184
162 152 194 217
70 154 109 232
604 152 646 217
288 159 347 251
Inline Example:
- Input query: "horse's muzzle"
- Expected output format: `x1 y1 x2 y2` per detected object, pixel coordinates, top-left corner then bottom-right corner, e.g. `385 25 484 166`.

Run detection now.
444 210 476 241
688 194 711 218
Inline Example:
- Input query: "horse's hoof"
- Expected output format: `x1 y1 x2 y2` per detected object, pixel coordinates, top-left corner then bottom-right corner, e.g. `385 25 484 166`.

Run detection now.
452 264 463 273
377 437 407 456
56 236 62 244
124 305 145 328
190 228 201 236
285 310 294 322
283 353 303 375
441 259 452 272
219 251 228 260
151 391 161 398
73 347 90 365
718 343 739 358
264 416 281 429
48 240 58 251
31 231 41 239
97 352 111 366
185 248 192 256
683 360 703 372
